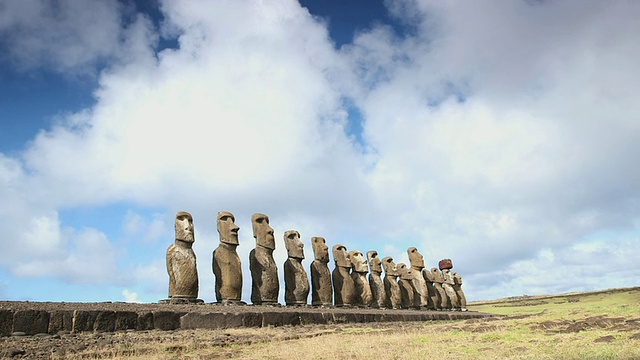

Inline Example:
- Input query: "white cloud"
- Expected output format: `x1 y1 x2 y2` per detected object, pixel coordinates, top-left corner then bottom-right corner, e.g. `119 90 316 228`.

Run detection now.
122 289 140 303
1 0 639 302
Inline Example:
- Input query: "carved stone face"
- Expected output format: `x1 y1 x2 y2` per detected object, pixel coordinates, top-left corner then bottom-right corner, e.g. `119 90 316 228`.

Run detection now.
217 211 239 245
431 267 444 282
311 237 329 263
453 272 463 285
397 263 413 280
332 244 351 268
252 213 275 250
284 230 304 259
367 251 382 273
175 211 194 243
382 256 398 276
349 250 368 273
407 247 425 269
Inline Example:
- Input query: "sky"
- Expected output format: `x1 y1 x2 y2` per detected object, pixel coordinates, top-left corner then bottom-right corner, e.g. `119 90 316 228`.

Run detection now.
0 0 639 304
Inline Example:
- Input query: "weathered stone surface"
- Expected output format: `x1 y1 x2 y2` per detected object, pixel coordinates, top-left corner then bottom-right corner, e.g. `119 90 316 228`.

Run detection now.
153 311 181 331
13 310 49 335
442 269 460 310
349 250 372 307
94 311 116 332
0 310 13 337
423 268 440 310
114 311 138 331
262 311 301 327
431 267 450 310
167 211 199 300
453 272 468 311
242 312 263 328
382 256 402 309
72 311 99 333
136 312 154 330
212 211 243 303
180 312 243 329
407 247 430 308
249 213 279 305
299 312 328 325
310 237 333 306
332 244 355 307
48 311 73 334
367 251 387 309
397 263 415 309
283 230 310 306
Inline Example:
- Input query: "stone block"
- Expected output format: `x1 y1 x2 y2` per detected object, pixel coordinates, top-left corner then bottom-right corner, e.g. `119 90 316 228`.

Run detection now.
262 311 284 327
48 311 73 334
94 311 115 332
299 312 326 325
115 311 138 331
181 312 225 329
137 312 154 331
13 310 49 335
0 310 13 337
73 311 99 333
242 312 262 328
153 311 181 331
281 312 300 326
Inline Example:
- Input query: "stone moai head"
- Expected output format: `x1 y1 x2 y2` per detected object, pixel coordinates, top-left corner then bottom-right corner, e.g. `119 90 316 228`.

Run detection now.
407 247 425 269
382 256 399 277
367 251 382 274
311 237 329 263
252 213 275 250
431 267 444 282
453 272 463 285
398 263 413 280
175 211 194 244
332 244 351 268
284 230 304 259
217 211 239 245
349 250 368 273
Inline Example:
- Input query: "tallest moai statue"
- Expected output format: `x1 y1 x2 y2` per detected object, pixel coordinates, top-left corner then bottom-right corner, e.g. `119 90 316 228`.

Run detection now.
212 211 243 305
408 247 430 309
249 213 279 305
310 237 333 306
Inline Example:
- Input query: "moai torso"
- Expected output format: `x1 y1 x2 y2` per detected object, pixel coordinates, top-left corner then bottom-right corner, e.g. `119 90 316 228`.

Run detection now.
382 256 401 309
453 272 467 310
422 268 439 310
408 247 430 308
249 213 279 305
212 211 242 303
397 263 415 309
310 237 333 306
442 269 460 310
167 212 199 299
367 251 387 308
332 244 355 307
431 267 450 310
350 250 372 307
283 230 310 306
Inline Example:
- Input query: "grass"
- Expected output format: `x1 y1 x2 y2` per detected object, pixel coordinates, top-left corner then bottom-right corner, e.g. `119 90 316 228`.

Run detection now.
60 287 640 359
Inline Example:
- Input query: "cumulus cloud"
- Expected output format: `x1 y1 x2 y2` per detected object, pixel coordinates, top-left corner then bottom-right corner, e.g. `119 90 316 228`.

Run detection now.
1 0 639 302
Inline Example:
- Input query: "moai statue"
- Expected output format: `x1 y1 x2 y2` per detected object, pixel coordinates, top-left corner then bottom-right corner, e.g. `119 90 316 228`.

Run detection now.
367 251 387 309
166 211 200 303
431 267 450 310
249 213 279 305
212 211 243 305
397 263 415 309
453 272 468 311
407 247 430 309
422 267 440 310
283 230 310 306
442 268 461 310
332 244 355 307
310 237 333 306
349 250 372 307
382 256 402 309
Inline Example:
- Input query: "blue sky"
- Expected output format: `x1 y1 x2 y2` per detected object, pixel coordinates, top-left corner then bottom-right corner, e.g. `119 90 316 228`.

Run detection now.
1 0 639 304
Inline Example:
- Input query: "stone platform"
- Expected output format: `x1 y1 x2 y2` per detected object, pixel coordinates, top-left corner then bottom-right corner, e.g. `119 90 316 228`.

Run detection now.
0 301 495 336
